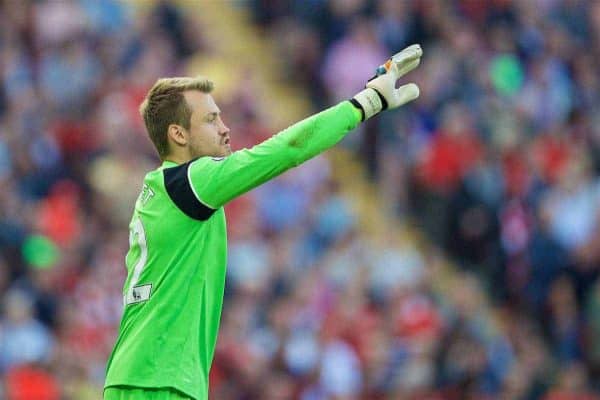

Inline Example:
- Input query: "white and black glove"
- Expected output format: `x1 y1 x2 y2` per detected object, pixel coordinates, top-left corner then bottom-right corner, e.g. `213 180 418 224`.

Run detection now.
350 44 422 121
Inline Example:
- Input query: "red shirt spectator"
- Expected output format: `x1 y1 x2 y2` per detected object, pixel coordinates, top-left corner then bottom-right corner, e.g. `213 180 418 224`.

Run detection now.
5 365 60 400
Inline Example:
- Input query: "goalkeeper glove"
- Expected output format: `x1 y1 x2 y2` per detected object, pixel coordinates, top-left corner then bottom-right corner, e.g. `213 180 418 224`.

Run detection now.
350 44 422 121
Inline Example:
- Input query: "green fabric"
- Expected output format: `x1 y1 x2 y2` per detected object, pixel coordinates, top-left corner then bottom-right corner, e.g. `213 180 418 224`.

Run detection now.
104 101 360 400
189 101 360 208
104 386 193 400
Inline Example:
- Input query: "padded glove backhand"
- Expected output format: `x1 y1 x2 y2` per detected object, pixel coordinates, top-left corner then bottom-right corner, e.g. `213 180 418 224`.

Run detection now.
351 44 422 121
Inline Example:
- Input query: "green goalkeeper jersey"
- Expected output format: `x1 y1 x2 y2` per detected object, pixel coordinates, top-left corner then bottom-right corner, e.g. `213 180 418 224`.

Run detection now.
104 101 360 399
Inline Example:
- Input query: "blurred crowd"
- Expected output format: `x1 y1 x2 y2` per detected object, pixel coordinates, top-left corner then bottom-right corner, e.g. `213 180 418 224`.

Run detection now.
249 0 600 398
1 0 600 399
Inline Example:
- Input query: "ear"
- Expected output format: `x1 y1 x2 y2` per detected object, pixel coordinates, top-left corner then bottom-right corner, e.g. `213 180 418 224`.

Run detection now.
167 124 187 147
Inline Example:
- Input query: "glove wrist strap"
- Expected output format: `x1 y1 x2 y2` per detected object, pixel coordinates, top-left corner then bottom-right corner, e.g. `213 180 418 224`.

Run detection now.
351 88 383 121
349 98 365 121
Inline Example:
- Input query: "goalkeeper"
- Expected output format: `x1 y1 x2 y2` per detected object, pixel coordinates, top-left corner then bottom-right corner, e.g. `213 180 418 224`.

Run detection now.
104 44 423 400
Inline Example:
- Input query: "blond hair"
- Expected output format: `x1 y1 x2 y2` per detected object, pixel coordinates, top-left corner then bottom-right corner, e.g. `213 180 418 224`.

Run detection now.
140 76 214 158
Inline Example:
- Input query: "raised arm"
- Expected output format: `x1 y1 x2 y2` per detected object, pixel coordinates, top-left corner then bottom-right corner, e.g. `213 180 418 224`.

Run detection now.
185 44 423 210
188 101 360 209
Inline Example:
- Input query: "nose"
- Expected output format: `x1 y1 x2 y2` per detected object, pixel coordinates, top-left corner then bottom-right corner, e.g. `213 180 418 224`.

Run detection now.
218 118 230 136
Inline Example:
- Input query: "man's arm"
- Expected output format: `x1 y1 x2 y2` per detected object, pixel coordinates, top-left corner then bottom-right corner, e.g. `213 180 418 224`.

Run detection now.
188 101 361 209
187 44 423 210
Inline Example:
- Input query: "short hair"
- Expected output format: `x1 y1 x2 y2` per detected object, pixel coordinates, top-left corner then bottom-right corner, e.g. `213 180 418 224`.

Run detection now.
140 76 214 159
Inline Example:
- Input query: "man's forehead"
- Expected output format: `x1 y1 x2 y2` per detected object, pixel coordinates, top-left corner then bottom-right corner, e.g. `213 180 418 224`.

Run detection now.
184 90 219 113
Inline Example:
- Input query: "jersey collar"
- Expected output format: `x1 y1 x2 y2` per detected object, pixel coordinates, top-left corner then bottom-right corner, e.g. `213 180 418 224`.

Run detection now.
161 160 179 169
161 157 203 169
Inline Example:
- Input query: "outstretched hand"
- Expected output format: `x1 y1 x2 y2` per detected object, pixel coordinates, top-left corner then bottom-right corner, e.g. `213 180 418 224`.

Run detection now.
351 44 423 121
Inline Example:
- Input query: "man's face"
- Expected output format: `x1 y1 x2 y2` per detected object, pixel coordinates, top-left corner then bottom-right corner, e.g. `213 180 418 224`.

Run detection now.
183 91 231 158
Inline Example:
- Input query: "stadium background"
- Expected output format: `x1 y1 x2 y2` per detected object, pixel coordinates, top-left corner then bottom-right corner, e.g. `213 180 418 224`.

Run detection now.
1 0 600 398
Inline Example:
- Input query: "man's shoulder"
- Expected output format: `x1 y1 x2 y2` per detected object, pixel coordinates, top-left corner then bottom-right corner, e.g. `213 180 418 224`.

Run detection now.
158 160 218 221
135 169 161 199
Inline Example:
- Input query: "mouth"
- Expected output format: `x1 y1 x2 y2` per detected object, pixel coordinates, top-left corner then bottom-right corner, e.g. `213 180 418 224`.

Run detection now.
223 137 230 146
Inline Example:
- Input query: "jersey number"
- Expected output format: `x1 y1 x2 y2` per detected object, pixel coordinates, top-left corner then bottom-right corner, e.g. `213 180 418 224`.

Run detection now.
124 216 152 305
